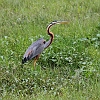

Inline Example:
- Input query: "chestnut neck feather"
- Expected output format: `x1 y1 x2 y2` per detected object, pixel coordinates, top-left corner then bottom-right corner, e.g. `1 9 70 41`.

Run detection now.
46 24 54 48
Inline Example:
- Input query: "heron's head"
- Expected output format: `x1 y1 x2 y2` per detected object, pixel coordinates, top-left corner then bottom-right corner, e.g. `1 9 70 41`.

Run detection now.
50 20 69 25
47 20 69 31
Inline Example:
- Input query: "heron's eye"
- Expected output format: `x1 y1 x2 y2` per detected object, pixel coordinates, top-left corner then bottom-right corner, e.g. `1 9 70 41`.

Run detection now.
43 41 46 44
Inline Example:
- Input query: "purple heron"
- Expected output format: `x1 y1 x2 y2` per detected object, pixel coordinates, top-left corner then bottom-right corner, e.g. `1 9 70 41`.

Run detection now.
22 21 68 66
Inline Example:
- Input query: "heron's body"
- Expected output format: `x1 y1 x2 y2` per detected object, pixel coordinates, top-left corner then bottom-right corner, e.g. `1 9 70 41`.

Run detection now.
22 38 46 64
22 21 68 66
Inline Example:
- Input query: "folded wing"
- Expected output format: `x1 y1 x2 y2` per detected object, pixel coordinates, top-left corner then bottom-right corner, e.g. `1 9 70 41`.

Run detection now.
22 38 45 64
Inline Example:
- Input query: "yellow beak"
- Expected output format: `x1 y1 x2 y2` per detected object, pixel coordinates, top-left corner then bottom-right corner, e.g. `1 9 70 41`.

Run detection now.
57 21 69 24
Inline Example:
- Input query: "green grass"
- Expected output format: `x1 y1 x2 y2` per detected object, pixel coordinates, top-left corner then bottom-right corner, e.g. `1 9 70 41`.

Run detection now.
0 0 100 100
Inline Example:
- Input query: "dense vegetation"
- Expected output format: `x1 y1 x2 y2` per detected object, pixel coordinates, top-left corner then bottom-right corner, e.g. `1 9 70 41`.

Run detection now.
0 0 100 99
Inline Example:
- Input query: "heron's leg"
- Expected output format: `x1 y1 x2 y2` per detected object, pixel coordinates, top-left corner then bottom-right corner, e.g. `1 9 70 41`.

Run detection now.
33 54 40 66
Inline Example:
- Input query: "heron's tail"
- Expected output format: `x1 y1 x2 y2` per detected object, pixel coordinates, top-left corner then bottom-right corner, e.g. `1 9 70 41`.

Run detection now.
22 57 27 64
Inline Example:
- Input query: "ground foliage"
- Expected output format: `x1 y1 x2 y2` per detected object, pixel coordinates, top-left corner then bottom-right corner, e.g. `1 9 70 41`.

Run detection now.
0 0 100 99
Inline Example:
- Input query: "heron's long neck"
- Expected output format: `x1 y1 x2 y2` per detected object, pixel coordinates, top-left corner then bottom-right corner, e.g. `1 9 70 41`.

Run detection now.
46 24 54 48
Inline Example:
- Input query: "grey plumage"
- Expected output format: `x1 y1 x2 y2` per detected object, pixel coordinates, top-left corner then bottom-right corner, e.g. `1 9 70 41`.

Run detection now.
22 38 45 64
